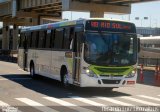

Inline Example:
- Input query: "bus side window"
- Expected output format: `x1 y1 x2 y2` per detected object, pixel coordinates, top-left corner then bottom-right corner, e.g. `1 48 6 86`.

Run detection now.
51 29 55 48
20 33 24 48
31 32 37 48
26 32 32 48
46 30 51 48
63 28 70 50
19 33 24 48
54 28 64 49
69 27 75 50
19 35 21 47
30 32 33 48
43 30 47 48
76 32 84 52
36 31 39 48
23 34 27 49
38 31 46 48
29 32 33 48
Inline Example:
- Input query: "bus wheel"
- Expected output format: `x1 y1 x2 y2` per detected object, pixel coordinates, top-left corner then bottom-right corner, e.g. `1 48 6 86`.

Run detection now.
62 73 69 88
30 64 36 79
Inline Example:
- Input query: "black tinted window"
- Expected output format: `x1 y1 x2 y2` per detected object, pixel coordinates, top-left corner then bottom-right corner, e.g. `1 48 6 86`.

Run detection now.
19 33 25 47
31 31 38 48
54 28 64 49
63 28 70 49
27 32 32 48
38 31 46 48
45 30 51 48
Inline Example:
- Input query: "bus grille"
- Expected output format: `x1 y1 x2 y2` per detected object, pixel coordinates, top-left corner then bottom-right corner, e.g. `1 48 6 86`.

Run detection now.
95 68 128 73
100 75 124 77
102 79 121 84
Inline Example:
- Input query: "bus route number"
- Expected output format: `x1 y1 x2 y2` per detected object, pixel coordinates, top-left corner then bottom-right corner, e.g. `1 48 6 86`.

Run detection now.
90 21 131 30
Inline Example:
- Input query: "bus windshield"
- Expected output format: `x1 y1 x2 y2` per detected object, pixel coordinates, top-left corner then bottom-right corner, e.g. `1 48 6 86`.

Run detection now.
84 32 137 66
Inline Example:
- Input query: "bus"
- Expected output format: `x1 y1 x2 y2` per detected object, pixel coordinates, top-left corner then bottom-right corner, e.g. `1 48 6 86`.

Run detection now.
0 28 2 49
18 18 139 89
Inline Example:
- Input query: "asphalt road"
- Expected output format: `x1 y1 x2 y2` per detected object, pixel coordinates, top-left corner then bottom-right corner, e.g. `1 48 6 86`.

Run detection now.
0 61 160 112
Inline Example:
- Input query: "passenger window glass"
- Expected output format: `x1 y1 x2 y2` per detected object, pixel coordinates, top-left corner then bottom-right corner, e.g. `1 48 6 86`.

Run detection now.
27 32 32 48
63 28 70 49
31 32 38 48
46 30 51 48
51 30 55 48
19 33 25 47
54 28 64 49
69 27 75 50
38 31 46 48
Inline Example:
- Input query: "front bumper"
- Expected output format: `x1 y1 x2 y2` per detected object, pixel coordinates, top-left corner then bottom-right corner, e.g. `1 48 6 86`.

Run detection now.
80 73 137 87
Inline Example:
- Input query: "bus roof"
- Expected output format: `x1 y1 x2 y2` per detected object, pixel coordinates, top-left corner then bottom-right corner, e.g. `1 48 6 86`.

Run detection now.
21 19 84 32
21 18 134 33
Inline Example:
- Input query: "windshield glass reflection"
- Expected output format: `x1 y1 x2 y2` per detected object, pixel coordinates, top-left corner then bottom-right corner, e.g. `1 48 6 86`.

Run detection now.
84 32 137 66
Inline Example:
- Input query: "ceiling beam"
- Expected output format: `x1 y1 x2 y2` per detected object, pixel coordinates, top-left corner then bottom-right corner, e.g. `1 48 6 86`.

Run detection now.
16 11 38 18
63 0 131 14
106 0 139 3
2 17 33 26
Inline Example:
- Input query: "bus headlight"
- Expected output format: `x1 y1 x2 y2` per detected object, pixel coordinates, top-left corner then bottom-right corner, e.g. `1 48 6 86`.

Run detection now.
84 68 98 78
125 70 136 78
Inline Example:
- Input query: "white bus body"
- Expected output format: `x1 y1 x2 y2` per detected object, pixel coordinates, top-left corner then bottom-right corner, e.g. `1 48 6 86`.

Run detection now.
18 18 138 88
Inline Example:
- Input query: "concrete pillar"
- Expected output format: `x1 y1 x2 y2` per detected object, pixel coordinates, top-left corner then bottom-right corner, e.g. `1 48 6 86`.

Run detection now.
12 24 18 50
90 11 104 18
2 23 9 50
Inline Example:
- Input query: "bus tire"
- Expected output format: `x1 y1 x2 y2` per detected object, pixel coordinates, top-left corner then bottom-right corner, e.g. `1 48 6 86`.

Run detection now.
61 67 69 88
30 63 36 79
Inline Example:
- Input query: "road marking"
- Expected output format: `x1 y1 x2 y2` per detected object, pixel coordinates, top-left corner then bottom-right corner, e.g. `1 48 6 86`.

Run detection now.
69 96 106 106
97 97 134 106
44 97 76 106
15 98 59 112
137 95 160 101
0 100 10 106
120 96 160 106
44 97 95 112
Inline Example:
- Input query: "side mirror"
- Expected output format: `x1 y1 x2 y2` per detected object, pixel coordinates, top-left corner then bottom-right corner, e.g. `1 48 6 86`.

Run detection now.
138 38 140 52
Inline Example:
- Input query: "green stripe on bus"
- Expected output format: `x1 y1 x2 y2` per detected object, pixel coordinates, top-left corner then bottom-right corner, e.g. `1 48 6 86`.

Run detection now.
89 65 133 76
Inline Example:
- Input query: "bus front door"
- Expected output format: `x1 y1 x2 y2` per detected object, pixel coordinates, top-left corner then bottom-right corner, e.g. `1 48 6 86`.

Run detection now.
73 33 82 83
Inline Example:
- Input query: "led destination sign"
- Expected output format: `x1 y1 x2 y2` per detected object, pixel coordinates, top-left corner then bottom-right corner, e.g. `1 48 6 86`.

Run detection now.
85 20 136 33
